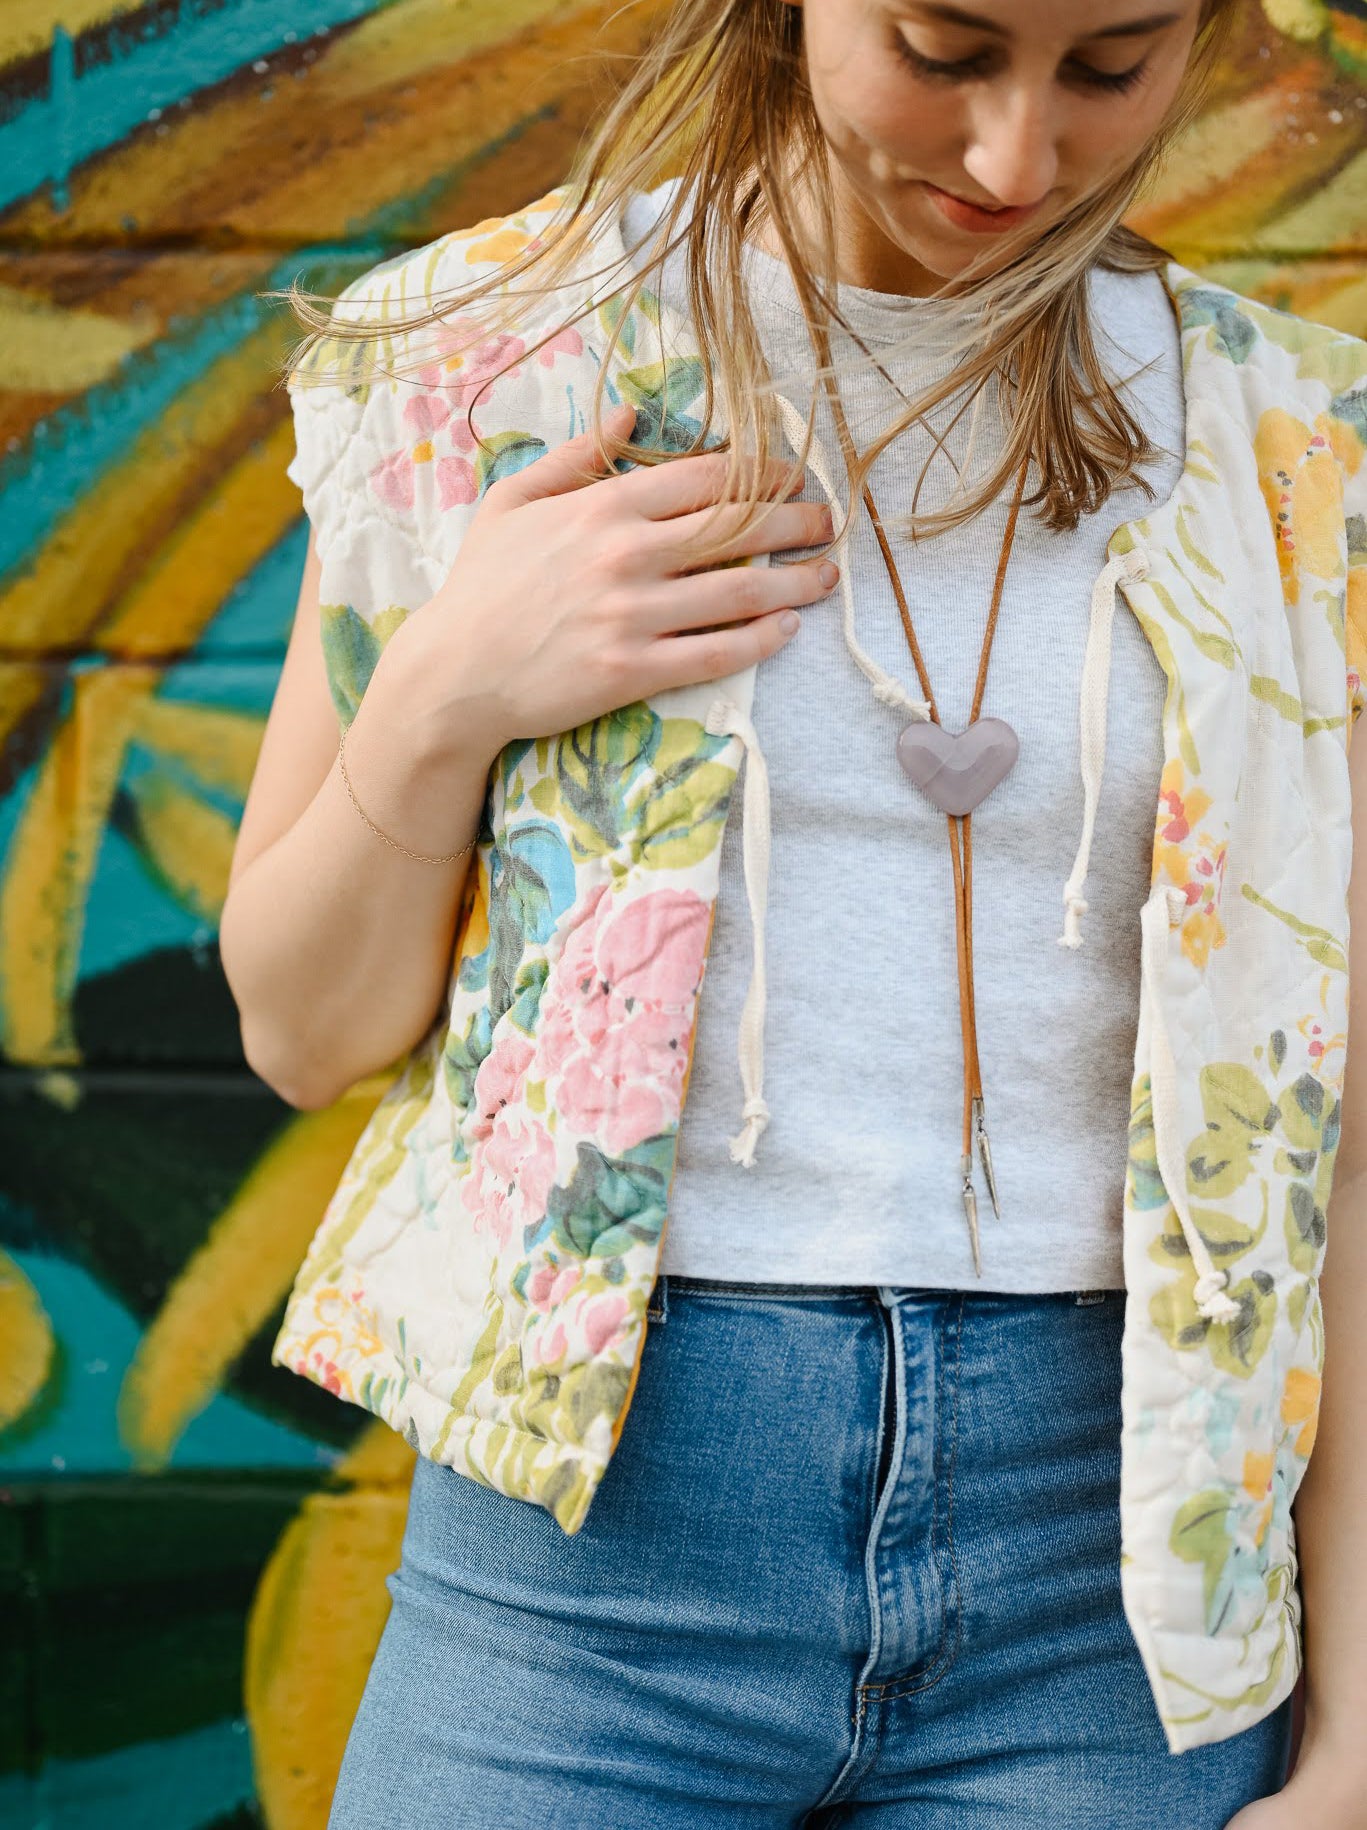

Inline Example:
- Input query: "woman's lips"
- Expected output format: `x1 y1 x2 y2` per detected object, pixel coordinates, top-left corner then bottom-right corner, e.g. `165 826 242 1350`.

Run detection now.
922 182 1045 235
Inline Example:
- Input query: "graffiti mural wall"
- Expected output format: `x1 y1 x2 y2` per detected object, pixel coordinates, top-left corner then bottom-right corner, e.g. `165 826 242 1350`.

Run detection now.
0 1 1363 1824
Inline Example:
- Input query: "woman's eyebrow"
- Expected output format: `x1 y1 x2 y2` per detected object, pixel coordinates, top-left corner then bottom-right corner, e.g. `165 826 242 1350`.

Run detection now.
904 4 1184 39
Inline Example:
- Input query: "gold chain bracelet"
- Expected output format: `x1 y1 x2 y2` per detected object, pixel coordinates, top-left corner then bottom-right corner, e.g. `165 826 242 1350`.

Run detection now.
337 723 476 866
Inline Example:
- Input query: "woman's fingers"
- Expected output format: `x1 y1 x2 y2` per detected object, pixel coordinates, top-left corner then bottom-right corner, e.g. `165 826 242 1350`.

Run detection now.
615 448 802 519
659 497 835 573
633 552 839 636
641 604 807 695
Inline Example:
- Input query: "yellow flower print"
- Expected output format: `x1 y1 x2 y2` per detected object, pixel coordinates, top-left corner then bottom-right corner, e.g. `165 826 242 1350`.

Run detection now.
1254 407 1346 603
1154 757 1228 968
463 185 567 266
1280 1365 1320 1458
1241 1449 1275 1548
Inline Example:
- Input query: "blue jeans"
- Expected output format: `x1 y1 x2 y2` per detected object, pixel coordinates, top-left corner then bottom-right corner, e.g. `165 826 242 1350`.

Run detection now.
328 1280 1291 1827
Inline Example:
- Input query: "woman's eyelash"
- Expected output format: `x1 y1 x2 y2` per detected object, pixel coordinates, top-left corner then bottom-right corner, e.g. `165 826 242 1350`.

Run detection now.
892 38 1149 95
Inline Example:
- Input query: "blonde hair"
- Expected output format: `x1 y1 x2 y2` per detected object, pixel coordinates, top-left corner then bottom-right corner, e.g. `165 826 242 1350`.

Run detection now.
269 0 1239 563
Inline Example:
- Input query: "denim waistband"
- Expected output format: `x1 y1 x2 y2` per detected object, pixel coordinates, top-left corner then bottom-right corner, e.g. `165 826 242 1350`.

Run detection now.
646 1274 1122 1323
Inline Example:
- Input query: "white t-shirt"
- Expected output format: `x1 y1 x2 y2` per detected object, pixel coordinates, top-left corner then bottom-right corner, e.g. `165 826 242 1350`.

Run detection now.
620 179 1182 1291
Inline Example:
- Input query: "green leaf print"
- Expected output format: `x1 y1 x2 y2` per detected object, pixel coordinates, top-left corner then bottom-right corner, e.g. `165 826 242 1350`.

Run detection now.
532 1137 673 1261
1284 1180 1326 1275
1125 1073 1169 1213
485 821 577 1018
1240 887 1347 974
615 357 708 451
1278 1073 1325 1151
1181 289 1258 365
1169 1487 1271 1637
553 703 664 858
443 1003 493 1123
319 602 411 729
1150 1261 1276 1376
1190 1064 1279 1199
567 1359 633 1439
475 429 548 494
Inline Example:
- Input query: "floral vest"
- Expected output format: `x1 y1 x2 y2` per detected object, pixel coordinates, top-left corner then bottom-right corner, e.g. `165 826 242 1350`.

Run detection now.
273 181 1367 1752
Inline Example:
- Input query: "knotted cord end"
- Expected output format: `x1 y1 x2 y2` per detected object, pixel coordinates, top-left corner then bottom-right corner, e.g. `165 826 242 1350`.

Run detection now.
1058 887 1089 949
871 679 928 715
1194 1270 1240 1324
728 1095 771 1169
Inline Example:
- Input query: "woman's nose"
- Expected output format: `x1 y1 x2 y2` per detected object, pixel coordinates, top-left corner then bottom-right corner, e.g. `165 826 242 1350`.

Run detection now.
960 89 1059 209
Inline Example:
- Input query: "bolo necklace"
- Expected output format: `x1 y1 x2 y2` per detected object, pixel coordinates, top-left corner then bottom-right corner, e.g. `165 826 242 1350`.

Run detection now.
805 311 1030 1276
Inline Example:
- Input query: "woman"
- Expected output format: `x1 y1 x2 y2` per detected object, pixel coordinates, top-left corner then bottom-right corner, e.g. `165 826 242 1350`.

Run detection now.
223 1 1367 1823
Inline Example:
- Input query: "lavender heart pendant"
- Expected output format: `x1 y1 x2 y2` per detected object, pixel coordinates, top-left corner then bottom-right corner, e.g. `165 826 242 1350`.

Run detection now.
895 716 1019 816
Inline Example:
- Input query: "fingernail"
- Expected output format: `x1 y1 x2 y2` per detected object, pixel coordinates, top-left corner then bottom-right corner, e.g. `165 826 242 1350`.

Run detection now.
780 611 801 634
819 562 839 587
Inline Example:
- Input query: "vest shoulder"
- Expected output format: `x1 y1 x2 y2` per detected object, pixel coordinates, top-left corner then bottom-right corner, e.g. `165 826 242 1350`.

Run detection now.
324 182 597 349
1164 260 1367 408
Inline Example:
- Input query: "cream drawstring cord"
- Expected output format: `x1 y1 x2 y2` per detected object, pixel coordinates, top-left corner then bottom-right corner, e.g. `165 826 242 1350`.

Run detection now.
1142 882 1242 1325
704 392 931 1171
771 392 933 722
705 695 773 1167
1058 546 1151 949
704 404 1217 1314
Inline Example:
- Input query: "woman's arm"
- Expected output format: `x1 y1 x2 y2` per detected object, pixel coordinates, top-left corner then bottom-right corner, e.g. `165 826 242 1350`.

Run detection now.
1225 718 1367 1827
220 530 500 1110
1278 707 1367 1798
1237 721 1367 1822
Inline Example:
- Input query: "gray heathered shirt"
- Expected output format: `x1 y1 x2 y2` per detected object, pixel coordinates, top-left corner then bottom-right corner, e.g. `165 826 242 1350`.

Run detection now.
620 181 1181 1291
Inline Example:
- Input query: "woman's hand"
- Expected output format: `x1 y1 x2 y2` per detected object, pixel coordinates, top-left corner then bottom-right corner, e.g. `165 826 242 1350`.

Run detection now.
1224 1758 1367 1829
399 401 839 753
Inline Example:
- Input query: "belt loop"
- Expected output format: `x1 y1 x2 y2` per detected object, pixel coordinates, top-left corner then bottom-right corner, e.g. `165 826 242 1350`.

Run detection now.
647 1273 669 1324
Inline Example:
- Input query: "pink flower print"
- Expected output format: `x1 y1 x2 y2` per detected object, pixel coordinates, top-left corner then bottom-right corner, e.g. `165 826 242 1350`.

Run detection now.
597 892 713 1007
582 1292 629 1356
436 456 478 510
369 447 416 513
533 326 585 368
403 395 453 439
460 1104 557 1251
304 1351 343 1397
533 884 709 1155
526 1258 584 1312
470 1031 535 1143
413 319 528 407
535 1320 568 1367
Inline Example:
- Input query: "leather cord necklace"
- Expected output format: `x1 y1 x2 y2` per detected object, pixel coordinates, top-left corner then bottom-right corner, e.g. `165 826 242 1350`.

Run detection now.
807 314 1030 1276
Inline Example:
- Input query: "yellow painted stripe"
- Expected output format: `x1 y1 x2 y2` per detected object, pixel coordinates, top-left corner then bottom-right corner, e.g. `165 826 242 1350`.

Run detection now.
118 1097 382 1465
322 0 578 98
1144 89 1293 212
1 0 145 67
121 768 240 925
245 1451 413 1829
0 1247 55 1432
98 415 302 652
4 0 656 247
0 283 153 392
1248 148 1367 257
133 698 265 802
0 664 156 1061
0 328 293 654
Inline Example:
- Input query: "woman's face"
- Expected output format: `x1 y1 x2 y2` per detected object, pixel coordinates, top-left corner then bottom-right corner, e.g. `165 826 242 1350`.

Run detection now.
780 0 1206 293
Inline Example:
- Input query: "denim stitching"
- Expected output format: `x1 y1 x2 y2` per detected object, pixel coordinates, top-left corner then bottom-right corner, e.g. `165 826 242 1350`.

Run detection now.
864 1295 966 1702
661 1276 870 1304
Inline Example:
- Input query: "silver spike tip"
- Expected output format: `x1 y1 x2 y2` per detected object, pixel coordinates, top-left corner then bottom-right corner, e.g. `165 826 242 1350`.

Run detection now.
960 1152 983 1278
973 1096 1002 1221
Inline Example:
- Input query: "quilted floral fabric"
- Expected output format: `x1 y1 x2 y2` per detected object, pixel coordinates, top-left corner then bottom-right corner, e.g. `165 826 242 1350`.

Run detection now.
272 180 1367 1751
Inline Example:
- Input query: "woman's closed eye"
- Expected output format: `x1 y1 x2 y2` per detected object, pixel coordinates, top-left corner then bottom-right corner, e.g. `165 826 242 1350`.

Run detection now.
892 37 1150 95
